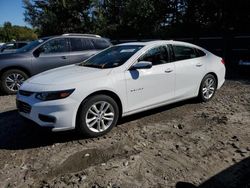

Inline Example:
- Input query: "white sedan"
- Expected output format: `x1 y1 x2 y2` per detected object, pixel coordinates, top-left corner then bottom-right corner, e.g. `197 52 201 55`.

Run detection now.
16 41 225 137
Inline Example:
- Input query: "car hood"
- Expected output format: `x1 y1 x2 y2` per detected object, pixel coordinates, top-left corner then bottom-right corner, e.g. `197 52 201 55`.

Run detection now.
26 65 112 85
0 51 28 60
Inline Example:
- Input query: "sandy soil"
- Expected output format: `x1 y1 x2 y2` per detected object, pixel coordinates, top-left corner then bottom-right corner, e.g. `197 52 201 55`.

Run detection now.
0 80 249 188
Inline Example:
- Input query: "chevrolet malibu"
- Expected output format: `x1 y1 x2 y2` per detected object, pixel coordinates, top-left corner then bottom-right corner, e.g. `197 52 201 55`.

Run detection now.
17 41 226 137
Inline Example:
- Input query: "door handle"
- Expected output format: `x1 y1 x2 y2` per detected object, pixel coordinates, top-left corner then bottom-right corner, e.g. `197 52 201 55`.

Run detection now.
165 68 173 73
61 56 67 59
196 63 203 67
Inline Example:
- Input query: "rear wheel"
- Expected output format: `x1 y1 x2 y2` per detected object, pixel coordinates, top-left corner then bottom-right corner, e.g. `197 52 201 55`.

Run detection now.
0 69 28 95
198 74 217 102
76 95 119 137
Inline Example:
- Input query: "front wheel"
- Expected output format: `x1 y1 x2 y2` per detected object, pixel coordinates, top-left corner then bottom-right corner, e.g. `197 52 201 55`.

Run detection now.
198 74 217 102
76 95 119 137
0 69 28 95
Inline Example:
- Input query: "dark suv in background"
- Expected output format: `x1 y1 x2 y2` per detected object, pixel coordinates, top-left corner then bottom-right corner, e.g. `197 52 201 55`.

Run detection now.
0 33 111 94
0 41 29 54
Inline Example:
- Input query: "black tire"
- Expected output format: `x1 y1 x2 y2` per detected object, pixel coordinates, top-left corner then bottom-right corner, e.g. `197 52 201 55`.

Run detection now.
0 69 29 95
76 95 119 137
198 74 217 102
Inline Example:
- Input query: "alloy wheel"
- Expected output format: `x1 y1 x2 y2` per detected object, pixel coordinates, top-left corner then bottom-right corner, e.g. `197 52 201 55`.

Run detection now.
202 77 216 100
85 101 115 133
5 73 25 92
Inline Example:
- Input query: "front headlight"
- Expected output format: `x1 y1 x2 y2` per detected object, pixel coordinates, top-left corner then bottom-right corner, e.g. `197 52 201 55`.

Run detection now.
35 89 75 101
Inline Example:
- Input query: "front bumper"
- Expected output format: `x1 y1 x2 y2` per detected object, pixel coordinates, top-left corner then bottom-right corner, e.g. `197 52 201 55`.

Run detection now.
16 93 79 132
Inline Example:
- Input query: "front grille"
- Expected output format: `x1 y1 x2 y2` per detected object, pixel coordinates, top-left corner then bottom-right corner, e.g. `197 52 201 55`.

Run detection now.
19 90 34 97
16 100 31 114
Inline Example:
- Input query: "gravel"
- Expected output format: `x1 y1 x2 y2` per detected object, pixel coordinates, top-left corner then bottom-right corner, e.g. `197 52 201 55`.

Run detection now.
0 80 249 188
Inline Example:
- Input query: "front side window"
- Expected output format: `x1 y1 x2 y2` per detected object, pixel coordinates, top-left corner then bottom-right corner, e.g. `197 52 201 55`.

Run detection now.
139 46 169 66
79 45 143 68
173 45 197 61
40 38 69 54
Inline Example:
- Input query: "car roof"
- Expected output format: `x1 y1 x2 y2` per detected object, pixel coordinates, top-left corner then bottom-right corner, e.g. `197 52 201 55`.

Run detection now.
117 40 176 46
47 34 106 40
117 40 206 50
117 41 168 46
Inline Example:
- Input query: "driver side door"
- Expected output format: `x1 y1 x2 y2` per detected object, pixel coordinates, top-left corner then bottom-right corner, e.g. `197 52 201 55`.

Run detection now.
32 38 70 74
125 45 175 113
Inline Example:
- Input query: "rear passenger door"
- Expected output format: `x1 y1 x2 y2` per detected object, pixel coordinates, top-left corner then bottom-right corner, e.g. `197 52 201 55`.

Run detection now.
170 44 206 99
69 38 98 64
69 37 111 64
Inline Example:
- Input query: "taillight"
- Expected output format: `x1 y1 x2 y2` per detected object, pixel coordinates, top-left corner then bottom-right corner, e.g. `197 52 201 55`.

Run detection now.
221 59 225 64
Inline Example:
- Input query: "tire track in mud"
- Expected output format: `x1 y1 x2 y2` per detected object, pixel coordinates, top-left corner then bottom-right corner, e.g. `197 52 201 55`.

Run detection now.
40 138 140 183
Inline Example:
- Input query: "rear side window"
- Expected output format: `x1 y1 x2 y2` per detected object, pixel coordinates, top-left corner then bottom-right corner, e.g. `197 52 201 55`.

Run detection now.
195 48 206 57
91 39 111 49
70 38 83 51
173 45 197 61
81 38 94 50
70 38 95 51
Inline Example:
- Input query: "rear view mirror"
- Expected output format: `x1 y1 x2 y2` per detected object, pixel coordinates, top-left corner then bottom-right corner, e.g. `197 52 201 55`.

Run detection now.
33 47 44 58
130 61 152 70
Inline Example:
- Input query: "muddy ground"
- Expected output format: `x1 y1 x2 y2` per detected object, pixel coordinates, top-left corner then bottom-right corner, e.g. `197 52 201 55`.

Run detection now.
0 80 249 188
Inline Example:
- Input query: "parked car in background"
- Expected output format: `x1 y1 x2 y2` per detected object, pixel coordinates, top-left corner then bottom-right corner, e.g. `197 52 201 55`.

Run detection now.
0 43 5 48
17 40 225 137
0 41 29 54
0 33 112 94
238 51 250 71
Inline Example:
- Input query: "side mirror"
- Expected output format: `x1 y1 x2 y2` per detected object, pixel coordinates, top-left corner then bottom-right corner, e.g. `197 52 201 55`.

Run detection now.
130 61 152 70
33 47 44 58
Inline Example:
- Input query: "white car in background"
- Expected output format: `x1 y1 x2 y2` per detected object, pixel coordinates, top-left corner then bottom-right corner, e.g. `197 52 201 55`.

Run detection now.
16 41 226 137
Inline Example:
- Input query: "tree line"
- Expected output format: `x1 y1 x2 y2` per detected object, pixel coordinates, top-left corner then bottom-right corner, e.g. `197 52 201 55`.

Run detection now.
19 0 250 39
0 22 37 42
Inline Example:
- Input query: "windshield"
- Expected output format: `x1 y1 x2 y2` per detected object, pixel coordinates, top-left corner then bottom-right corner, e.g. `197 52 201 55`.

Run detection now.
16 38 50 53
79 45 144 68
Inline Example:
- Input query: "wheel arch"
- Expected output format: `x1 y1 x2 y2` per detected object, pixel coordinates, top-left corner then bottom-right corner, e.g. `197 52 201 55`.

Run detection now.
205 72 218 88
197 72 218 96
76 90 123 120
0 66 31 78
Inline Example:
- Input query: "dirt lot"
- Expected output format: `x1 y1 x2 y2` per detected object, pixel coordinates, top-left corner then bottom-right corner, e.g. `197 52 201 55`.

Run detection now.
0 80 249 188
